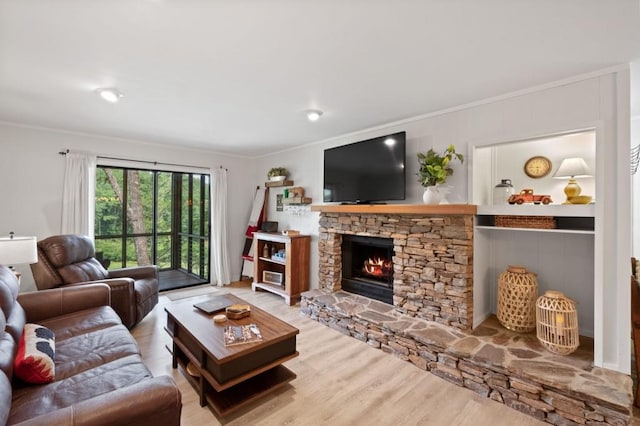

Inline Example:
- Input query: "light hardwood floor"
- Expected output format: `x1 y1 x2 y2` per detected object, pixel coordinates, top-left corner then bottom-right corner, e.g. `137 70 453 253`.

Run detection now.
133 282 546 426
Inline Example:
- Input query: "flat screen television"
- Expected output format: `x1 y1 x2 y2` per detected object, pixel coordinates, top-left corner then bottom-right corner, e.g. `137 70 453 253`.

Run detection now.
323 131 406 203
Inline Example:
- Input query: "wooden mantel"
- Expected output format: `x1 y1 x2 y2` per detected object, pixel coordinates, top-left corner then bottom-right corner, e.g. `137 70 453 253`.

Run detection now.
310 204 477 215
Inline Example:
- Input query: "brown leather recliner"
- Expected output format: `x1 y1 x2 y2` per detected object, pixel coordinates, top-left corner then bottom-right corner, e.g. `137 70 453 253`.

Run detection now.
30 234 159 328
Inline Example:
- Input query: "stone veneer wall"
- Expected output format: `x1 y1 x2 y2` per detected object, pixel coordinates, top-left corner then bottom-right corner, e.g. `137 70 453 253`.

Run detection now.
318 212 474 330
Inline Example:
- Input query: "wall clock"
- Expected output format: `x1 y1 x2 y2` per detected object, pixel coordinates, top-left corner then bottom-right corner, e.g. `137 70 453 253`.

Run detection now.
524 156 552 178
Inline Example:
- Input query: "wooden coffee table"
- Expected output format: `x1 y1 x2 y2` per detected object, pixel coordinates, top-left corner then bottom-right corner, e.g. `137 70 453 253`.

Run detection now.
164 293 299 417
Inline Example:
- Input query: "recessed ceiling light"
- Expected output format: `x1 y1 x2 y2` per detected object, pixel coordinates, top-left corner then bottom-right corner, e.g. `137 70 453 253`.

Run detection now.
306 109 323 122
95 87 124 103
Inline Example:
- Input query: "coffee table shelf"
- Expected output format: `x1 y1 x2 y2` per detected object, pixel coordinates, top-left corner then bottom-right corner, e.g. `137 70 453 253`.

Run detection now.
169 343 297 416
169 337 298 392
205 365 295 417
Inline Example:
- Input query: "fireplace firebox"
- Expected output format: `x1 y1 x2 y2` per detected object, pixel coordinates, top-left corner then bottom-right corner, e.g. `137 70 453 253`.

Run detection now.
341 235 393 304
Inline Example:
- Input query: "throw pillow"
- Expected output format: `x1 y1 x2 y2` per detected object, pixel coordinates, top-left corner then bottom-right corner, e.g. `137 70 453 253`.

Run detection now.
14 323 55 384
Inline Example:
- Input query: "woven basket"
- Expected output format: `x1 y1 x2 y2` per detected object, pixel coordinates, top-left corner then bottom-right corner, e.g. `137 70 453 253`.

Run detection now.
497 266 538 332
536 291 579 355
495 215 556 229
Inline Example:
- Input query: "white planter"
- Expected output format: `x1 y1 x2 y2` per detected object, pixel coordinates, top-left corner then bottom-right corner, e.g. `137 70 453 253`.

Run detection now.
422 186 441 204
269 176 286 182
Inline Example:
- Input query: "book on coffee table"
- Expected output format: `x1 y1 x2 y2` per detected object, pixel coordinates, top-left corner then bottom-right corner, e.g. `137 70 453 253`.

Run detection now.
223 324 263 347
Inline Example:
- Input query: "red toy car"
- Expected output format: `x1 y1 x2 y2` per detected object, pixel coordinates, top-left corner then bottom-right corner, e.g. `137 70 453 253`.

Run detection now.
508 189 552 205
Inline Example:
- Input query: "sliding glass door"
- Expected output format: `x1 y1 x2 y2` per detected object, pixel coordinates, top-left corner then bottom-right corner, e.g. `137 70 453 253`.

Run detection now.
95 167 210 290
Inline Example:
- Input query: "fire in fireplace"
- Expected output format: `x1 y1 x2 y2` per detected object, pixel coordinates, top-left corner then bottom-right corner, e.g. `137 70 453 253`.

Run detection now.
341 235 393 304
362 257 392 278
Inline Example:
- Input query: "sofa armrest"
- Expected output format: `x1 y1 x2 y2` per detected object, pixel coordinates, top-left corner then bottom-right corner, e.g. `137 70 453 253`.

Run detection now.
64 278 136 328
13 375 182 426
17 284 111 323
108 265 159 281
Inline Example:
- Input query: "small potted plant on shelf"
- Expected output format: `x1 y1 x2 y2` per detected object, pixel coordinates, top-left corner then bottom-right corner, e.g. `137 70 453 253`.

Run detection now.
417 145 463 204
267 167 288 182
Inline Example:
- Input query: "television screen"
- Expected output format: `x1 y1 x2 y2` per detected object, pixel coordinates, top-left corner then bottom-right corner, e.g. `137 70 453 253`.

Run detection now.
323 131 406 203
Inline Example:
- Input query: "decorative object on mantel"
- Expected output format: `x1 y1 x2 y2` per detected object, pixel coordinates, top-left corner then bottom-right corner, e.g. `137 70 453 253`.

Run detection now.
417 145 464 204
497 265 538 332
536 290 579 355
493 179 514 205
422 186 441 204
495 215 556 229
267 167 288 182
552 157 593 204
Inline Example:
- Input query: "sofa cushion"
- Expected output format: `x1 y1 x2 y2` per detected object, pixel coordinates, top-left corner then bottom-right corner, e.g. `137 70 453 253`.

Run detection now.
38 306 122 341
9 354 153 425
14 323 55 384
54 324 140 380
38 235 97 268
37 235 109 284
57 258 109 284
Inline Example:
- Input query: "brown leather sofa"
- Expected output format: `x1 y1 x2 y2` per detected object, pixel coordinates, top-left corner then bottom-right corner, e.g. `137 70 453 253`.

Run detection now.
0 265 181 425
30 234 159 329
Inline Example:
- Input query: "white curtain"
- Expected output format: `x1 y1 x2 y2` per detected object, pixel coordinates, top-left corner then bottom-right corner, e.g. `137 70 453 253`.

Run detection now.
210 168 231 286
61 153 97 236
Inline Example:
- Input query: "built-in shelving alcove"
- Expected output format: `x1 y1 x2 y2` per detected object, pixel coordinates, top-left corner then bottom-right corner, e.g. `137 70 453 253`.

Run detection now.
471 129 597 340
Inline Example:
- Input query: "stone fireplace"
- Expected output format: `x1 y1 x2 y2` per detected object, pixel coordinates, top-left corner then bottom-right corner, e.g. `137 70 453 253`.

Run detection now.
317 205 475 331
303 204 633 425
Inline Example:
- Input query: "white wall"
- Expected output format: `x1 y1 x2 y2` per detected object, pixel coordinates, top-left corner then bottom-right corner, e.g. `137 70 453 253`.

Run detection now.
0 123 258 292
634 116 640 255
632 58 640 256
255 69 631 373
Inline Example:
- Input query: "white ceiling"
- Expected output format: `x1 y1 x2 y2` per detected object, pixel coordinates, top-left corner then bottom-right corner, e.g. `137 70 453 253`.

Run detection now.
1 1 639 157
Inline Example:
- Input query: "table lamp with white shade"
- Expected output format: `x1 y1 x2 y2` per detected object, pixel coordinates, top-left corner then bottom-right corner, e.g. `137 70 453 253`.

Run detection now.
0 232 38 283
552 157 593 204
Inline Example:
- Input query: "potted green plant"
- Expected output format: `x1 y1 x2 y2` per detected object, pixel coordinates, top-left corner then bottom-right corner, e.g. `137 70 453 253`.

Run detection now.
267 167 288 182
417 145 464 204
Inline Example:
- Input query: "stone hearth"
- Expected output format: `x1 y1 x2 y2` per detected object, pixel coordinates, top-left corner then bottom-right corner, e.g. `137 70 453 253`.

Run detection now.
301 289 633 425
318 209 474 330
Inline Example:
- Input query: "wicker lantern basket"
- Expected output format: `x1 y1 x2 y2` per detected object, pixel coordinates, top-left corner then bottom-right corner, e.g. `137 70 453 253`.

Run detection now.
535 290 579 355
497 265 538 332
